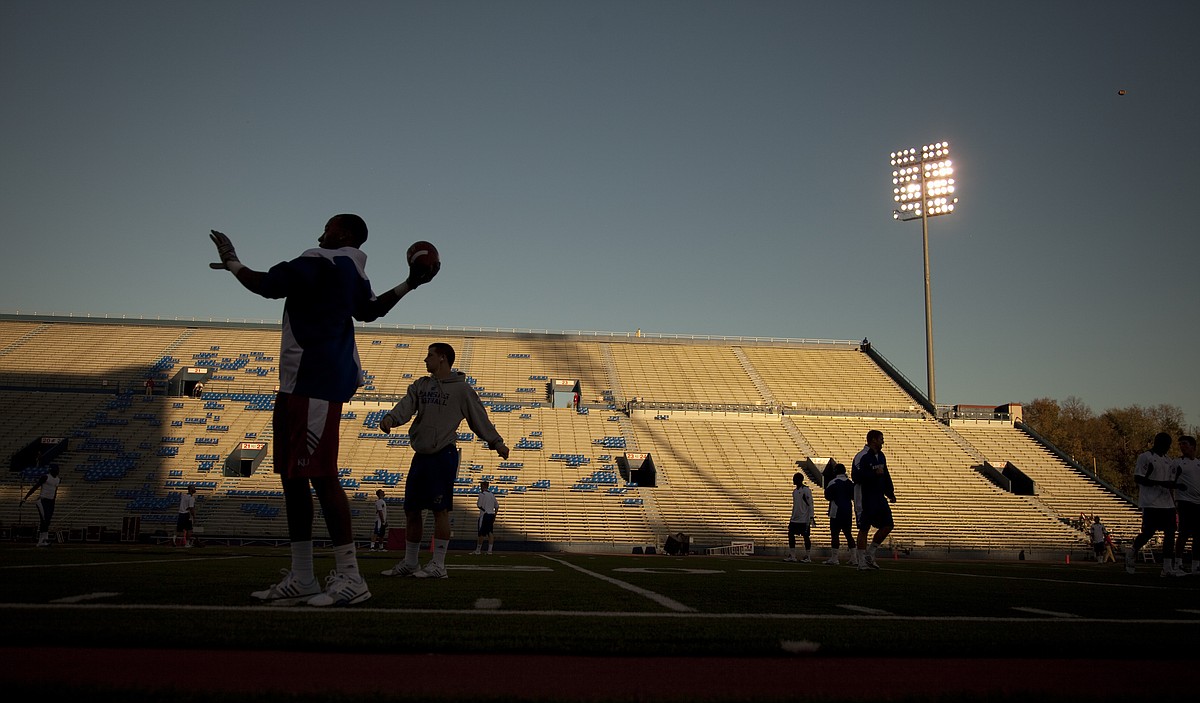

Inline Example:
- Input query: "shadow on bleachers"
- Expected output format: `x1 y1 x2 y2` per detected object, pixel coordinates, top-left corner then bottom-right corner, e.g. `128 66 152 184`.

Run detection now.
0 315 1136 555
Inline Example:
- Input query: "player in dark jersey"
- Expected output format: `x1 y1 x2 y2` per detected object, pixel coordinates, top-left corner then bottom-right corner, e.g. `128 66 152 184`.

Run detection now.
209 214 437 605
823 462 855 565
851 430 896 570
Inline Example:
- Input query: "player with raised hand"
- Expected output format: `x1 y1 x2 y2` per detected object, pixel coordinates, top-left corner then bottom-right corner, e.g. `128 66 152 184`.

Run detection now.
208 214 439 606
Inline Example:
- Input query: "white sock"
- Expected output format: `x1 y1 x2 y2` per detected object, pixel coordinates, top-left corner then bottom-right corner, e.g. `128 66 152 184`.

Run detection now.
290 540 315 583
405 540 421 567
333 543 360 579
432 538 449 566
867 543 879 559
789 548 796 558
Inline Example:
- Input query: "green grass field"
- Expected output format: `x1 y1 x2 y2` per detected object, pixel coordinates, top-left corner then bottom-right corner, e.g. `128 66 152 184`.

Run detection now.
2 543 1197 701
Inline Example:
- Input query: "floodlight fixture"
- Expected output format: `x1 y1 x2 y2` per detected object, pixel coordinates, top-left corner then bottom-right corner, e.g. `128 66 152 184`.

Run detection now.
890 142 958 221
887 140 960 405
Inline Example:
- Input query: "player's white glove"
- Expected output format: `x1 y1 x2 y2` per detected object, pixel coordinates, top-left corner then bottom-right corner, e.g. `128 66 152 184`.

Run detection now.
404 259 440 290
208 230 244 274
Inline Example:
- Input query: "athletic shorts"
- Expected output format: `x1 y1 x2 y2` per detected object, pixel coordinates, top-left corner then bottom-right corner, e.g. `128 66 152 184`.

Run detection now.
1092 542 1105 556
1177 501 1199 534
478 512 496 537
373 521 388 538
176 513 194 532
405 444 459 513
1140 506 1177 533
787 521 811 538
829 513 853 533
860 503 895 530
273 392 343 479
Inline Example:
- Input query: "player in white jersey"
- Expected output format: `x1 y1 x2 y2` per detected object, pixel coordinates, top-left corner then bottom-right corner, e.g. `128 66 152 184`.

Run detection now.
1171 435 1199 574
473 480 499 555
1126 433 1180 576
22 464 61 547
174 484 197 547
784 472 814 562
370 490 389 552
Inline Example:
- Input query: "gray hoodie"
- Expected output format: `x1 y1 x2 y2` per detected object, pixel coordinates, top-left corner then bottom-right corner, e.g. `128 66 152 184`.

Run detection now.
384 372 504 455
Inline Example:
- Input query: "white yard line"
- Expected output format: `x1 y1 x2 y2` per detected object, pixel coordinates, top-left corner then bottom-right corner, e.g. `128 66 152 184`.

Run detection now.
50 592 121 604
0 555 251 570
1011 606 1079 618
837 604 893 615
540 554 696 612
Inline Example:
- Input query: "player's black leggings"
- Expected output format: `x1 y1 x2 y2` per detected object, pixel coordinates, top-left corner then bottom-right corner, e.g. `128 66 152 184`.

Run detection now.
36 498 55 532
829 516 854 549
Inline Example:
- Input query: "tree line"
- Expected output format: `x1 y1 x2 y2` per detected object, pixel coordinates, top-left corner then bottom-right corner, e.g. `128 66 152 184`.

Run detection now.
1021 397 1198 497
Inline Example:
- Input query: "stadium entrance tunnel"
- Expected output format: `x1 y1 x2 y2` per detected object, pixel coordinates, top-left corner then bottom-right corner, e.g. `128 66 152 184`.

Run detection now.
223 441 267 477
799 457 836 487
974 461 1037 496
616 452 656 487
10 435 69 471
169 365 212 397
549 378 581 408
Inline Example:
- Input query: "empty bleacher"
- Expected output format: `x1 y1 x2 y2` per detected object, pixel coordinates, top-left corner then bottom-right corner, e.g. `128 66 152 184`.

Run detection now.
0 316 1134 555
950 421 1141 540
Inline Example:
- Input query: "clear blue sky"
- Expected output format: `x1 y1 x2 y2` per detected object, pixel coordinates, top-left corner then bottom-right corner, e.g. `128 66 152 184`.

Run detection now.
3 1 1197 425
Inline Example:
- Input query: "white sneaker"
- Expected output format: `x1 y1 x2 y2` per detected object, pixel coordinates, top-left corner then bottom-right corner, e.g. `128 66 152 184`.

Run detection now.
824 557 840 566
858 561 872 571
251 569 321 602
865 556 881 570
381 561 421 577
783 555 797 563
472 549 481 555
414 562 449 579
799 557 812 563
308 571 371 607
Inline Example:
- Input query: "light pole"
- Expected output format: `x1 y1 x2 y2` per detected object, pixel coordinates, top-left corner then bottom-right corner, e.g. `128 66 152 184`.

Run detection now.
890 141 958 405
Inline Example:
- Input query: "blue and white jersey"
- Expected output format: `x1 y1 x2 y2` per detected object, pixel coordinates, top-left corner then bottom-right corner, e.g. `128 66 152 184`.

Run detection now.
258 247 381 402
852 448 894 512
851 445 869 516
824 474 854 519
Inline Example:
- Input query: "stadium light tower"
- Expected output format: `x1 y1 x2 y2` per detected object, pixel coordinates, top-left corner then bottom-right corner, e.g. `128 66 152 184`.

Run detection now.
890 141 958 405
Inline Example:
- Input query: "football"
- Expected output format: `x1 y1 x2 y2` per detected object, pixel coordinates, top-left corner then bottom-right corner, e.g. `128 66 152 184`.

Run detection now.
406 241 439 270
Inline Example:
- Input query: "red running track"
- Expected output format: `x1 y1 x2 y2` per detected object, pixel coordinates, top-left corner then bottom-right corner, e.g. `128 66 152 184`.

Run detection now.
1 647 1190 700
